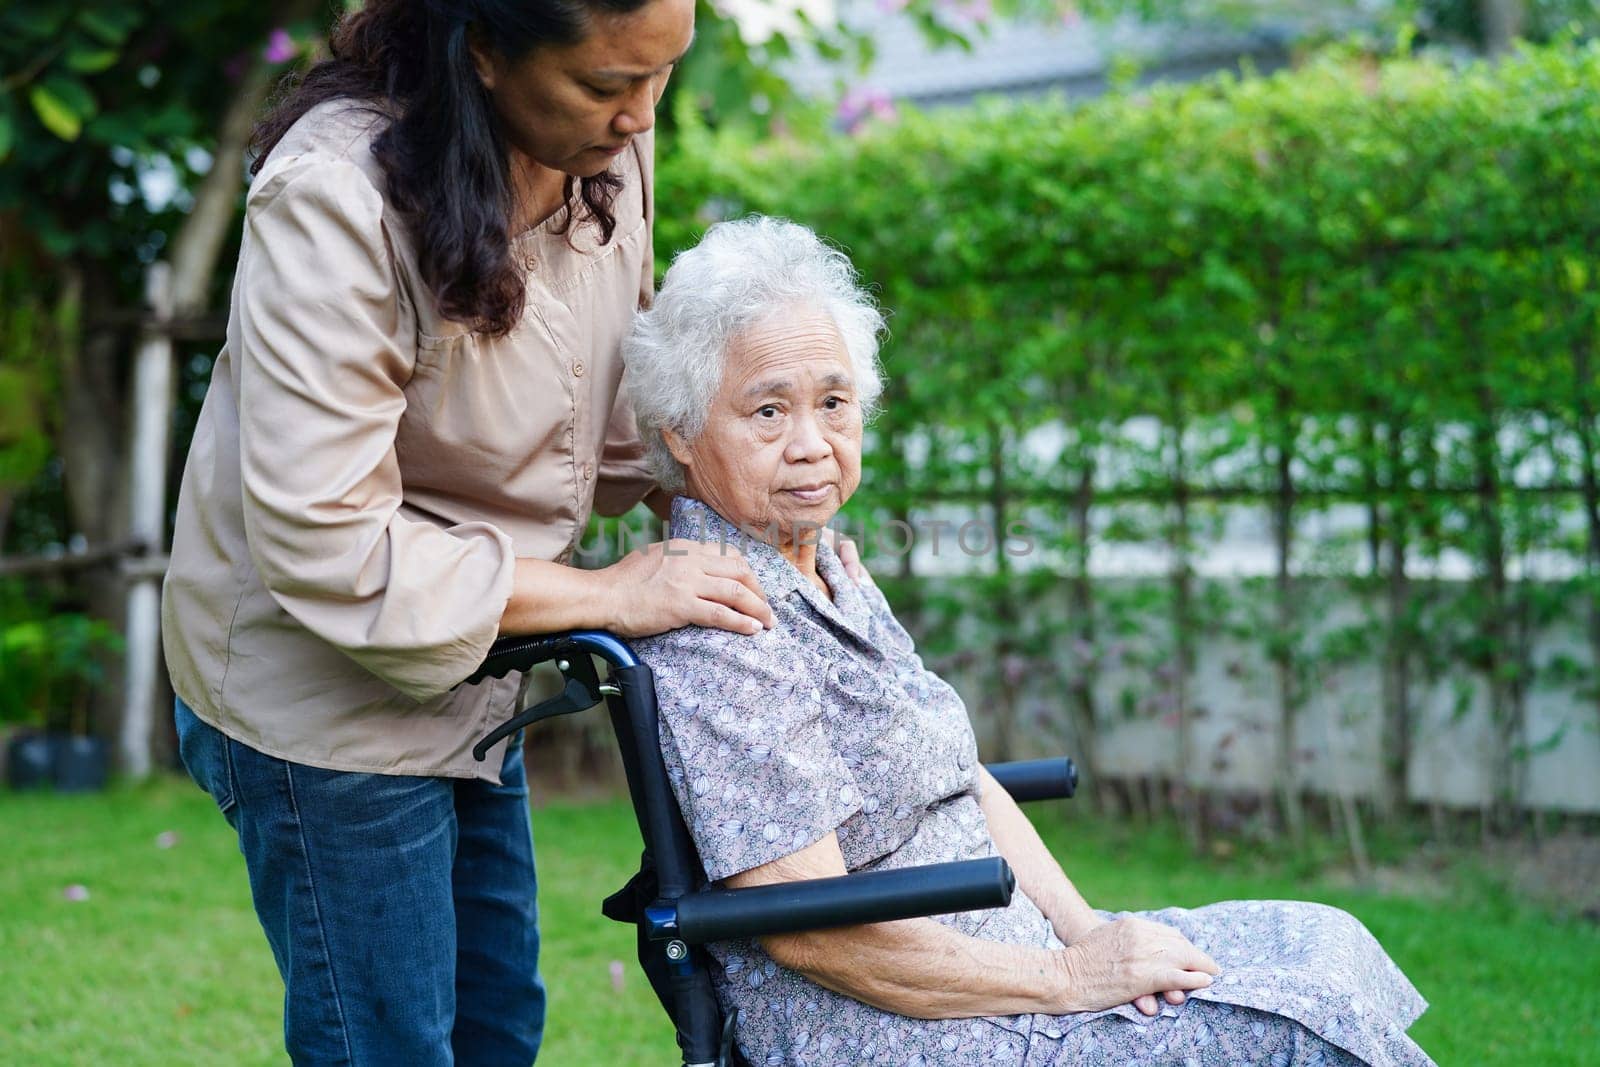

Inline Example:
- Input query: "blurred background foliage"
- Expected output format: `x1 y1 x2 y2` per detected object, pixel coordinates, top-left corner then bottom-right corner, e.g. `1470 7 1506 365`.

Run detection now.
647 41 1600 844
2 0 1598 847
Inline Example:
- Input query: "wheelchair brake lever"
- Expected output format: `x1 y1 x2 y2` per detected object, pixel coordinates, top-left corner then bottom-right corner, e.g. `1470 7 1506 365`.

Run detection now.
471 655 604 761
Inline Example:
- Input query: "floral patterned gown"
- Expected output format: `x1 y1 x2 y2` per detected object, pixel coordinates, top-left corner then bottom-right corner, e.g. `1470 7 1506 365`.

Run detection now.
632 498 1434 1067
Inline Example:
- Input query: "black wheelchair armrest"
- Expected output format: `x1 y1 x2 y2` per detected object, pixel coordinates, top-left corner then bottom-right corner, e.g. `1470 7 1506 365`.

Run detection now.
986 758 1078 801
660 857 1015 945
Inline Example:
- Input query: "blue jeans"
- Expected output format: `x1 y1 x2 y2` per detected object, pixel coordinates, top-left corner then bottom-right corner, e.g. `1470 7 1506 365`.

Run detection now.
175 699 545 1066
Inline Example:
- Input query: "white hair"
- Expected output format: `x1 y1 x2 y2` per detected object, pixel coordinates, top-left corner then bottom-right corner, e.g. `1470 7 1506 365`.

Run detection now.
624 216 886 493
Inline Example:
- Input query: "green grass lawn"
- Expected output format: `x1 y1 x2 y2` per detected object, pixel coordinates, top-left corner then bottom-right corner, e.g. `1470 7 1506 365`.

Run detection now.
3 776 1596 1065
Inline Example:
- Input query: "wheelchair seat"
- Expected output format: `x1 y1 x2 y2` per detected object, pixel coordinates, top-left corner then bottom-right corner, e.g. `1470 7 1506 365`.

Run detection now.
466 630 1078 1067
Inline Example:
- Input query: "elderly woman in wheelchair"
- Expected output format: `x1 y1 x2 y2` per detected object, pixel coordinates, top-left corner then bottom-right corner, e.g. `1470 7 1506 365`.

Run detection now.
617 216 1433 1066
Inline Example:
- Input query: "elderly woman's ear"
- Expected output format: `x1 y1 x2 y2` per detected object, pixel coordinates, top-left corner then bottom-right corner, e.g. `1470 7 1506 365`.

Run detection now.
660 428 693 470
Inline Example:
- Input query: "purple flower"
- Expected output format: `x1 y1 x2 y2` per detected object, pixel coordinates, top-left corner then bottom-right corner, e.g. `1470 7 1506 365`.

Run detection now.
935 0 992 28
263 28 298 64
836 87 897 134
957 0 993 26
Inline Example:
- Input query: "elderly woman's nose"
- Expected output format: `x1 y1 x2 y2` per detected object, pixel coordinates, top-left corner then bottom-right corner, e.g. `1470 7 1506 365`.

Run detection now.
784 411 833 461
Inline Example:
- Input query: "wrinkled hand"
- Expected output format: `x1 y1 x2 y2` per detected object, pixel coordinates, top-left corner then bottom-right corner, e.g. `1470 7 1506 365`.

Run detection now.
1059 916 1185 1016
600 539 777 638
1056 917 1219 1016
1133 988 1192 1017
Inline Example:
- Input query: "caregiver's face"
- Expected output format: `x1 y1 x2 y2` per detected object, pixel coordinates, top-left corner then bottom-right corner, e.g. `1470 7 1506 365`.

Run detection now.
471 0 694 179
668 306 863 541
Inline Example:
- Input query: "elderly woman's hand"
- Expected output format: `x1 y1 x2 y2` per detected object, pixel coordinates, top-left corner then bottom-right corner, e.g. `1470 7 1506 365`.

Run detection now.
600 538 778 637
1055 916 1220 1016
1057 914 1187 1016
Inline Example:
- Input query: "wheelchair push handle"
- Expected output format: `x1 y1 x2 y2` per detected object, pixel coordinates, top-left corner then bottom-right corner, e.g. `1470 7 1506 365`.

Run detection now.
667 857 1015 945
463 630 643 687
462 635 566 686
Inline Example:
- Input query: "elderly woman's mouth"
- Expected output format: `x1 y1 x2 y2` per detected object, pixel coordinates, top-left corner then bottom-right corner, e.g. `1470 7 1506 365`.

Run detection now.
783 485 833 502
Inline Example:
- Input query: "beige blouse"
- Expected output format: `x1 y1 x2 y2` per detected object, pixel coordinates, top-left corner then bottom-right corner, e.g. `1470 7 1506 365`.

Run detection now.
162 100 656 780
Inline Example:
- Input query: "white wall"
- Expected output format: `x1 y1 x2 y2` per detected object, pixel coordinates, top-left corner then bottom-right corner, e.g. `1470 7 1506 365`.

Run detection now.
925 575 1600 813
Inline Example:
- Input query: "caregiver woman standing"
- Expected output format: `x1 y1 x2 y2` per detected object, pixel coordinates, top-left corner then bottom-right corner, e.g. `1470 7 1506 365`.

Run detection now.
161 0 776 1063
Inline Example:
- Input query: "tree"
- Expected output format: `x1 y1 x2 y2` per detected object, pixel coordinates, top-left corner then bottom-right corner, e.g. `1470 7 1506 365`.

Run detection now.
2 1 324 772
1479 0 1528 53
0 0 1034 774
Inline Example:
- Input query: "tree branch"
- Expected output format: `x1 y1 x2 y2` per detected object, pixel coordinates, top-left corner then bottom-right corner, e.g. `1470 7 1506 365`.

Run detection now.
168 0 321 315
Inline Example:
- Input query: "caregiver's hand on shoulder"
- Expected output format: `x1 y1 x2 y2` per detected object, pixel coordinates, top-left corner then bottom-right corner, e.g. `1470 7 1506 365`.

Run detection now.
601 539 778 637
833 534 874 586
1055 916 1219 1015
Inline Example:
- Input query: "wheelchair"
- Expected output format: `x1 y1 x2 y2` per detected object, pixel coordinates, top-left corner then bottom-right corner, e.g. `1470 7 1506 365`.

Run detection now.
466 630 1078 1067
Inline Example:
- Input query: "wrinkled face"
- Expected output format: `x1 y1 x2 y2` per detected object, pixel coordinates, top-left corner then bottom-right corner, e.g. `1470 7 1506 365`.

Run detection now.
470 0 694 178
666 307 864 547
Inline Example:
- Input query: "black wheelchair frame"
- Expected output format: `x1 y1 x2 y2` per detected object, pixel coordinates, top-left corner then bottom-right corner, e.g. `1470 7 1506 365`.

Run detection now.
466 630 1078 1067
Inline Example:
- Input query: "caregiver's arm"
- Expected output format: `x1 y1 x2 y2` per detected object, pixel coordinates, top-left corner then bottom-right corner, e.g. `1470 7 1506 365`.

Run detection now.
499 540 777 637
976 767 1101 944
724 833 1218 1019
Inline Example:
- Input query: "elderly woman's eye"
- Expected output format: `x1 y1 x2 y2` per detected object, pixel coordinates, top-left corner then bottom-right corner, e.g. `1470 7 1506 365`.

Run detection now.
757 405 780 419
824 396 848 410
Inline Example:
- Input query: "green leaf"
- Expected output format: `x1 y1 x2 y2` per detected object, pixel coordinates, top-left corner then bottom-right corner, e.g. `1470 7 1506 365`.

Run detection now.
39 75 97 119
76 8 139 46
66 47 120 74
28 86 81 142
0 114 12 162
83 111 148 150
3 6 71 37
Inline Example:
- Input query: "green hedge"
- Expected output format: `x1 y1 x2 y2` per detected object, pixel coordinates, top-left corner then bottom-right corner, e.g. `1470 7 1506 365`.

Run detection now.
656 43 1600 496
651 44 1600 820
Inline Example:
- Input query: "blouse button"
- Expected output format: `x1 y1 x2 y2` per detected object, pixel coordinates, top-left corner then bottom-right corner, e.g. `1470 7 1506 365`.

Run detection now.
573 360 586 377
583 463 594 480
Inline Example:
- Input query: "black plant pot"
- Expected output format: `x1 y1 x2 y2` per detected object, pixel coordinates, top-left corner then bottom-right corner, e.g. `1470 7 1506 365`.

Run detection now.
50 735 109 792
6 733 55 790
3 733 110 791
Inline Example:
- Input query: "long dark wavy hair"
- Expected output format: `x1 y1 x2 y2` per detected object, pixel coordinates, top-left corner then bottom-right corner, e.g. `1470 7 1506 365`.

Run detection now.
252 0 651 337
